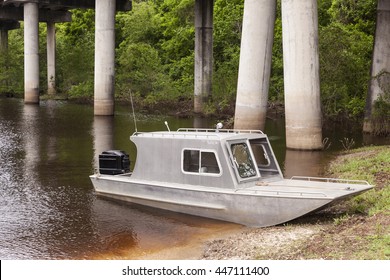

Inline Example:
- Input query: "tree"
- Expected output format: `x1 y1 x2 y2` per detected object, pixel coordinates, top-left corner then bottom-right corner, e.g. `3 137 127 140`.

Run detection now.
318 0 375 120
319 23 373 119
212 0 243 104
56 9 95 97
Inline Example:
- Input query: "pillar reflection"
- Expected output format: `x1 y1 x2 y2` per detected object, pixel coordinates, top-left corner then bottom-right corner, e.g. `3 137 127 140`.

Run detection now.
92 116 115 170
283 149 323 178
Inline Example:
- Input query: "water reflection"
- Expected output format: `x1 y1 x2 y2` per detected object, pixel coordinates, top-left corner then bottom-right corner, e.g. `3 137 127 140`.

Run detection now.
88 198 240 259
283 149 324 178
22 104 39 166
193 116 212 128
92 116 115 170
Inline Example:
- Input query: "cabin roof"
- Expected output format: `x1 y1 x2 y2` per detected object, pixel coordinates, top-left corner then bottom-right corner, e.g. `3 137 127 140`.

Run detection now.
131 128 266 142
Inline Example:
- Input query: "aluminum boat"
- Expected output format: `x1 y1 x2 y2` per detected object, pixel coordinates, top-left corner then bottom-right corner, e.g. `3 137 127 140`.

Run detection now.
90 128 373 227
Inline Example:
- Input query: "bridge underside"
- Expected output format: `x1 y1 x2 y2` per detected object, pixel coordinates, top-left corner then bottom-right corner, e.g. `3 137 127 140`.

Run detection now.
0 0 131 11
0 0 132 115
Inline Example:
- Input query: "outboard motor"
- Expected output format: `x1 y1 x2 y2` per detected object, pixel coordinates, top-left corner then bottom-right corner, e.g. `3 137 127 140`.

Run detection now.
99 150 130 175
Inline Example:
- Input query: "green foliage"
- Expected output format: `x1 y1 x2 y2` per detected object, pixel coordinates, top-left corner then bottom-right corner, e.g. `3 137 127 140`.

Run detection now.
117 42 166 97
68 81 94 99
318 0 376 120
2 0 383 122
212 0 243 101
270 14 284 102
319 22 373 119
56 10 95 94
116 2 161 46
0 28 24 95
60 9 95 45
116 0 194 99
156 0 195 95
328 0 376 34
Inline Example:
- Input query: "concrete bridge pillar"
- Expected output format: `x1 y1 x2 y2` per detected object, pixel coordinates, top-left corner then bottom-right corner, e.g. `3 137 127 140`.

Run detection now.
94 0 116 116
47 22 56 95
194 0 213 113
24 2 40 104
363 0 390 134
234 0 276 131
281 0 323 150
0 29 7 52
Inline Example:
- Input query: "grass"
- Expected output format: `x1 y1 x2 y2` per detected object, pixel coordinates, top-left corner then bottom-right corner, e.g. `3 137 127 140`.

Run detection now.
273 145 390 260
327 145 390 215
315 145 390 259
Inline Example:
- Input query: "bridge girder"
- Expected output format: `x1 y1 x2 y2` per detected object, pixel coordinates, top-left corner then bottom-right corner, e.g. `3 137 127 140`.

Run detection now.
0 18 19 29
0 0 132 12
0 5 71 22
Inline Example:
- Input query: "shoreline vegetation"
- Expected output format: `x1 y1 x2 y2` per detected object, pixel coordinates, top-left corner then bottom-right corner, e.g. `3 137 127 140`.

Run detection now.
0 94 362 128
201 145 390 260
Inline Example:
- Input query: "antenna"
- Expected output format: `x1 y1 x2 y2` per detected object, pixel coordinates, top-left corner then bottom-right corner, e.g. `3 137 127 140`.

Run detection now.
129 90 138 133
164 121 171 132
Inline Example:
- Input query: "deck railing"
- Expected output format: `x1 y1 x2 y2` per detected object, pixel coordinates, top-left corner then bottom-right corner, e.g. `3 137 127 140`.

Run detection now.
177 128 264 134
291 176 371 186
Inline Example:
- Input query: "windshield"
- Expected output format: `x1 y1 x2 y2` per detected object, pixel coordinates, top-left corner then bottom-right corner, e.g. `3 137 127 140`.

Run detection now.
231 143 257 178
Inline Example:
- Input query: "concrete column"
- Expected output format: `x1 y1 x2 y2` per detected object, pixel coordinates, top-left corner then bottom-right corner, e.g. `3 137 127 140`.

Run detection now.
47 22 56 95
194 0 213 113
0 29 8 52
234 0 276 131
24 2 40 104
363 0 390 134
94 0 116 116
281 0 322 150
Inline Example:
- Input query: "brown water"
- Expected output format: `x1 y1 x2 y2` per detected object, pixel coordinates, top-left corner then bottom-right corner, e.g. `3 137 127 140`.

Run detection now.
0 98 388 259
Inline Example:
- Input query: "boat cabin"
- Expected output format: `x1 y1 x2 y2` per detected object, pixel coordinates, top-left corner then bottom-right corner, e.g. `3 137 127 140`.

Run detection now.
129 128 283 189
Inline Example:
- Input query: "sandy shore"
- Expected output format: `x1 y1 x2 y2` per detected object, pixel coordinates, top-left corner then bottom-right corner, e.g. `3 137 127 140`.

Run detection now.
134 219 325 260
201 223 323 260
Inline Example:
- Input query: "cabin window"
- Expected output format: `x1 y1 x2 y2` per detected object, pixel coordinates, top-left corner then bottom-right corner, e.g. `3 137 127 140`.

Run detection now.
249 139 281 177
231 143 257 178
183 150 220 175
251 144 271 167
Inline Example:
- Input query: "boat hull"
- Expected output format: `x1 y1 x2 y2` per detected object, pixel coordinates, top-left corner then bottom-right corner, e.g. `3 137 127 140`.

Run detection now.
90 174 371 227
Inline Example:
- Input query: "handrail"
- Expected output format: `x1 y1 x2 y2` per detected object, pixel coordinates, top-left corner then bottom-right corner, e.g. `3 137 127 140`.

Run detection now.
177 128 264 134
131 131 220 139
291 176 371 185
236 188 328 197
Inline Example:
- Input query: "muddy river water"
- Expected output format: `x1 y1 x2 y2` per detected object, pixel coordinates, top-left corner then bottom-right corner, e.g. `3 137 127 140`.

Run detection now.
0 98 388 259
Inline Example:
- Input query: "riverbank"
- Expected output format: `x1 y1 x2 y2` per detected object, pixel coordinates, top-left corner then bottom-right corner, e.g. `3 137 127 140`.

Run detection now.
201 145 390 260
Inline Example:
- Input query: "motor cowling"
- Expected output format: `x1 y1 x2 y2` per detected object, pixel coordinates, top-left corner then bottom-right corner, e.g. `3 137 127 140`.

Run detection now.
99 150 130 175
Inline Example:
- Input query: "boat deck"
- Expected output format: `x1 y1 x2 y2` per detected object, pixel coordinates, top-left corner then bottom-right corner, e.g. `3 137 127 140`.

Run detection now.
239 177 372 199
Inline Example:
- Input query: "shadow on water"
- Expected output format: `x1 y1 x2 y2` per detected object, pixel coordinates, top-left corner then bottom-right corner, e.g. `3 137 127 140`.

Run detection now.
0 99 389 259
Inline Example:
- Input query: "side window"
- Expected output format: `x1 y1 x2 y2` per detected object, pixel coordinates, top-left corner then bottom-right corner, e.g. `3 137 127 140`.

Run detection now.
231 143 257 178
249 139 281 177
183 150 220 175
200 151 220 174
183 150 199 172
251 144 270 167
